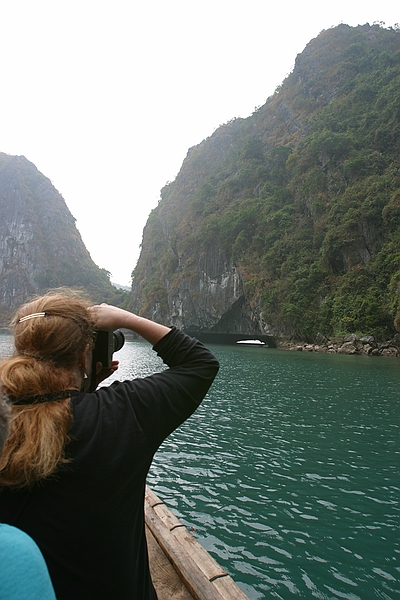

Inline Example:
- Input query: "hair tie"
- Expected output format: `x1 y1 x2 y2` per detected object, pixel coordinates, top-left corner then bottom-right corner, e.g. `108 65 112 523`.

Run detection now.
21 353 44 361
9 390 80 405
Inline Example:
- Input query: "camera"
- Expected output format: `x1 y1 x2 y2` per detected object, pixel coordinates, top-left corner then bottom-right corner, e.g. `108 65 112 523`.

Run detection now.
92 330 125 369
84 329 125 393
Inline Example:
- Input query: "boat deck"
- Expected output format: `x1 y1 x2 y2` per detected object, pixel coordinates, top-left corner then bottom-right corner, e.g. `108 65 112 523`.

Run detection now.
147 525 194 599
145 487 249 600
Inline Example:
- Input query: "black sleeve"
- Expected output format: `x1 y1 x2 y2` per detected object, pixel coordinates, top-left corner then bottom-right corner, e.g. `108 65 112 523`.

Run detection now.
111 328 219 451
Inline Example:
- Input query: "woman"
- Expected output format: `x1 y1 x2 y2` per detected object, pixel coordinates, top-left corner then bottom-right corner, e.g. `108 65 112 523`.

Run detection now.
0 291 219 600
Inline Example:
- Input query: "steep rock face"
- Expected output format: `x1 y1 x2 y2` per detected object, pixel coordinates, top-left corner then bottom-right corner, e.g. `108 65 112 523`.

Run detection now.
132 189 278 334
168 244 245 332
0 153 114 321
130 24 400 339
0 155 72 307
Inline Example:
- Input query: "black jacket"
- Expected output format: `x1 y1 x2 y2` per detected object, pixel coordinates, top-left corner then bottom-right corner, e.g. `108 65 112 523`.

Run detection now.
0 328 219 599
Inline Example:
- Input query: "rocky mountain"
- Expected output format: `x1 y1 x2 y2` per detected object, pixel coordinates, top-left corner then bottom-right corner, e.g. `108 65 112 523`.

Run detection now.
0 153 125 324
130 23 400 342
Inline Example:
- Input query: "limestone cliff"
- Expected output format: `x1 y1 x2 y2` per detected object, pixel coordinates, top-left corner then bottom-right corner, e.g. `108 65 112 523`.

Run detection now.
130 24 400 341
0 153 116 323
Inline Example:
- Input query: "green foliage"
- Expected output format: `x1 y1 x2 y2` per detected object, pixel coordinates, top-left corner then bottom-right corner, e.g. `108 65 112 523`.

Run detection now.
329 267 394 337
132 24 400 339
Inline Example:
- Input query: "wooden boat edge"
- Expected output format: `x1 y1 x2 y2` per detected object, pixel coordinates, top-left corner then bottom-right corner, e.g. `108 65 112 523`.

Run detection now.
145 486 250 600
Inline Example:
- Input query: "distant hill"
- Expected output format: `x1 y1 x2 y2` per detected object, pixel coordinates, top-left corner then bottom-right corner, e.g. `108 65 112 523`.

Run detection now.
130 23 400 341
112 282 131 291
0 153 128 324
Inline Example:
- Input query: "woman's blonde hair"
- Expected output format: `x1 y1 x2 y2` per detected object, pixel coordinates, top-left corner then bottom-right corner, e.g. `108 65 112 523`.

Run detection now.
0 290 96 488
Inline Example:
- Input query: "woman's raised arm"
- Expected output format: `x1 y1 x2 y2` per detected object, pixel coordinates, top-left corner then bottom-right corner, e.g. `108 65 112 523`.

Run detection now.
89 304 171 347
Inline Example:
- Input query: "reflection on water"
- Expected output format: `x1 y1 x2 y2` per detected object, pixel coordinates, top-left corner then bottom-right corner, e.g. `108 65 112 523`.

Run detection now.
1 335 399 599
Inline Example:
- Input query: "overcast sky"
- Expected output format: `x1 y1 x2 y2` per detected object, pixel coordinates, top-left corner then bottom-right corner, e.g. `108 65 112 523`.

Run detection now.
0 1 398 286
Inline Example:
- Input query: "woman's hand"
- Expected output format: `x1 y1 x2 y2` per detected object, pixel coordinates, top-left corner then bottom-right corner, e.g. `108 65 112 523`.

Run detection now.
95 360 119 386
89 304 171 346
89 304 133 332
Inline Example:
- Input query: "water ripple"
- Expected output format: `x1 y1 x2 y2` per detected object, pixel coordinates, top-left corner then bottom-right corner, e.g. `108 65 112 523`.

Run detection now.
5 335 397 599
147 346 400 599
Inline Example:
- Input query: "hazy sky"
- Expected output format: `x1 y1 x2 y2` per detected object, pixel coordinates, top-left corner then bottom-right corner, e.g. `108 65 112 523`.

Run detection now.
0 1 398 286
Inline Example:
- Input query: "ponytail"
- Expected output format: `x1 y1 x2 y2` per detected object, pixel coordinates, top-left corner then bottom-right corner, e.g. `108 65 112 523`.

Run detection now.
0 291 95 488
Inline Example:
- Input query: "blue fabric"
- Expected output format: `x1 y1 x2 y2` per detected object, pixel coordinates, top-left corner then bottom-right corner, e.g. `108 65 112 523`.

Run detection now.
0 523 56 599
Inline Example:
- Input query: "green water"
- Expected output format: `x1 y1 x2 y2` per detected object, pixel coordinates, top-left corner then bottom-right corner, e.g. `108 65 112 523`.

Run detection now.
148 344 400 600
1 335 399 599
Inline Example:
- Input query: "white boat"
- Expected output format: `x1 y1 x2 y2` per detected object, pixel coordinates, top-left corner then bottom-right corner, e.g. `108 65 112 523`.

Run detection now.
236 339 267 346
